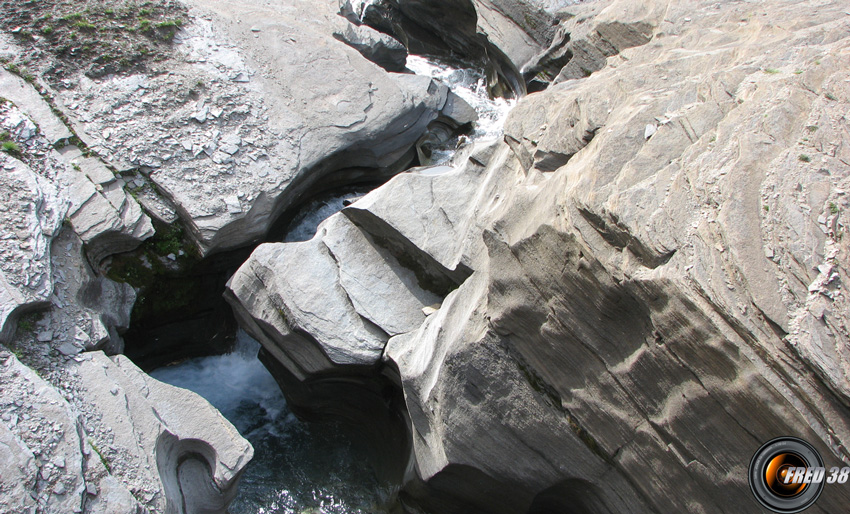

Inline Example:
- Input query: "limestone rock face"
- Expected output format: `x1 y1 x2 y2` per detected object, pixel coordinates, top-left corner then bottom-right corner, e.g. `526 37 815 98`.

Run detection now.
0 44 251 514
40 0 473 256
0 349 252 514
229 0 850 512
76 352 252 514
0 69 152 344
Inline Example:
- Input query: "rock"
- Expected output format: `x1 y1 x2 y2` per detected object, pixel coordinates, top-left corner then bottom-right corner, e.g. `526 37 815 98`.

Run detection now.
333 23 408 72
521 0 658 88
0 354 84 513
57 342 80 356
230 0 850 511
45 0 472 256
0 69 72 145
74 351 253 513
60 147 154 265
0 154 64 343
0 420 37 513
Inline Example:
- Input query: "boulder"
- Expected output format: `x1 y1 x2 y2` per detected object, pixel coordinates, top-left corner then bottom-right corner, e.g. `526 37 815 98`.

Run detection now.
75 351 253 514
333 23 409 72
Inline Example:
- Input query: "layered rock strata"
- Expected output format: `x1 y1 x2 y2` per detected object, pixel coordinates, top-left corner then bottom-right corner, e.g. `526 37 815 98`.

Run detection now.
229 0 850 512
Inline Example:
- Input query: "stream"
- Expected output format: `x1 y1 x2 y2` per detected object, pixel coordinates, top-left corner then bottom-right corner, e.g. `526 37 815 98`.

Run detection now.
150 55 516 514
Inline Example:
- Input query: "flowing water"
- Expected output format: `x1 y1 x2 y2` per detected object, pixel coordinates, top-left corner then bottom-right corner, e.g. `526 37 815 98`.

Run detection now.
406 55 514 164
150 331 390 514
151 55 516 513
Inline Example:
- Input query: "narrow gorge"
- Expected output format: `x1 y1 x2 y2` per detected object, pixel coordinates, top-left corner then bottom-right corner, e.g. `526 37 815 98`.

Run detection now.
1 0 849 513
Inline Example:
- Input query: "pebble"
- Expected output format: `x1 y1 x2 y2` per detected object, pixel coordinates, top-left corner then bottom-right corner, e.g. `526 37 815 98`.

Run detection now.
37 331 53 342
53 483 66 495
57 343 81 357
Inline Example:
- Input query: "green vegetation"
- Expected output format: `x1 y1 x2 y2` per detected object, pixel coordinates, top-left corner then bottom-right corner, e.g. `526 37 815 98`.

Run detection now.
0 132 22 158
763 205 770 212
806 125 819 133
763 68 780 74
825 92 838 101
1 141 22 157
830 202 839 215
16 311 43 335
17 318 34 333
798 154 811 163
0 1 189 82
73 20 97 32
88 439 112 473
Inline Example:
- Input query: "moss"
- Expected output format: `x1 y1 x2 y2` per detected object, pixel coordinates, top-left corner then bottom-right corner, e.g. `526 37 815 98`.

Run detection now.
16 311 44 335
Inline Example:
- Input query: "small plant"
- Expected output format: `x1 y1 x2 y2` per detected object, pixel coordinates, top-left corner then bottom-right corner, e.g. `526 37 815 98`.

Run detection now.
825 92 837 101
798 154 811 163
764 68 780 74
815 60 821 65
137 19 151 32
139 8 152 16
72 162 81 171
88 439 112 473
763 205 770 212
1 141 22 157
806 125 818 133
41 26 54 35
104 8 115 15
794 70 803 75
157 19 182 30
830 202 839 215
74 20 96 31
62 12 84 21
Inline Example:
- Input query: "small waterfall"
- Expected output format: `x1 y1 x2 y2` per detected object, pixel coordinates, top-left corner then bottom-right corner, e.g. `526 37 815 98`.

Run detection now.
406 55 515 164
